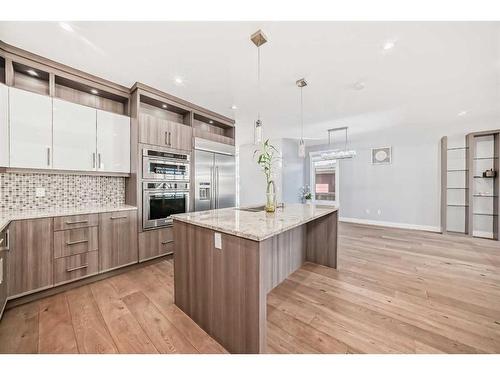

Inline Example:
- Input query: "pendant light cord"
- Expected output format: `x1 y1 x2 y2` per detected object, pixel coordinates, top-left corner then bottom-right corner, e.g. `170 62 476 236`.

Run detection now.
300 86 304 140
257 46 261 122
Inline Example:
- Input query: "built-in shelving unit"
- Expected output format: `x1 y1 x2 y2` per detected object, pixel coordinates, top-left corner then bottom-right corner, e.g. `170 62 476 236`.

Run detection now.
441 130 500 240
192 112 235 145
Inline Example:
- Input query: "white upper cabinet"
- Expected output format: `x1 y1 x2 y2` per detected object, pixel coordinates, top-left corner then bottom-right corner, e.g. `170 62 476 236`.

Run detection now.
0 84 8 167
53 99 97 171
96 110 130 173
9 87 53 169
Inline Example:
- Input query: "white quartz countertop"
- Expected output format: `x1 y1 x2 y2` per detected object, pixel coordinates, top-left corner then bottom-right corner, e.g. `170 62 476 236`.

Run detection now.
0 204 137 232
172 203 338 241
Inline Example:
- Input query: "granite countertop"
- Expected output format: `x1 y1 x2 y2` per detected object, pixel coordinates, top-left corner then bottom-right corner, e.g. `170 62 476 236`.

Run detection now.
172 203 338 241
0 204 137 232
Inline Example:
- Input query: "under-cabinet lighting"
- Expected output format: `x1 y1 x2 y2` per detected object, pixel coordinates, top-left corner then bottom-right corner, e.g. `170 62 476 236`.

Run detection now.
162 104 168 109
26 69 38 77
90 89 99 95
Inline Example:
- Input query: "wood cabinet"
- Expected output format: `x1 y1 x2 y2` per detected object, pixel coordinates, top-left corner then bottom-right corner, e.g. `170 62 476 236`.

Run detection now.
0 227 9 319
8 218 53 297
0 84 8 167
54 213 99 231
97 110 130 173
54 226 98 258
139 113 192 151
9 87 53 169
53 251 99 285
53 98 97 171
138 227 173 262
99 210 138 272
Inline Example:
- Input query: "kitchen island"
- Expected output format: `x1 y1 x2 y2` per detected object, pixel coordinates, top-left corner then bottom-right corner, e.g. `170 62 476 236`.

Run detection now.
172 203 338 353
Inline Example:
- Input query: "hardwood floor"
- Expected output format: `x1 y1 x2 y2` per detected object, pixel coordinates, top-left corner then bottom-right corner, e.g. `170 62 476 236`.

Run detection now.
1 223 500 354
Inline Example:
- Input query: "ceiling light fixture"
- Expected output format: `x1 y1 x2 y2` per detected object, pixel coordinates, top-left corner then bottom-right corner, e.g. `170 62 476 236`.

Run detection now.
251 29 268 145
231 105 238 110
90 89 98 95
296 78 308 158
27 69 38 77
59 22 74 33
458 110 468 116
321 127 357 160
174 77 183 85
383 40 396 50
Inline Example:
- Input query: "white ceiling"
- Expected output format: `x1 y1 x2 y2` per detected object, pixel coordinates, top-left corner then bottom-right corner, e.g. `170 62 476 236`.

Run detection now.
1 21 499 145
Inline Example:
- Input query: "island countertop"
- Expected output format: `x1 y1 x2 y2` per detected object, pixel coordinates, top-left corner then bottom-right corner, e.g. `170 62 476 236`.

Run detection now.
172 203 338 241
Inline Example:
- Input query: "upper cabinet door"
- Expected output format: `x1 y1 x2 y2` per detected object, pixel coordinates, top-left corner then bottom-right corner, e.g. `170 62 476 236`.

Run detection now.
9 87 53 169
0 84 8 167
53 99 97 171
97 110 130 173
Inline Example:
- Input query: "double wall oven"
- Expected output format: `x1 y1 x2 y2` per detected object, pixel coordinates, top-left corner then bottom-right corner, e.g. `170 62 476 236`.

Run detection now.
142 149 190 230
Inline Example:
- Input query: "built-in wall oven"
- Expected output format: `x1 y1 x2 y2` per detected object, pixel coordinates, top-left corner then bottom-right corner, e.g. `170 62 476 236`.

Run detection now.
143 181 190 230
142 149 190 181
142 148 191 230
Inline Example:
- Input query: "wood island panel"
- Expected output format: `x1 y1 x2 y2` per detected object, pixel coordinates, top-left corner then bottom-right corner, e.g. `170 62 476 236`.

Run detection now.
173 211 338 354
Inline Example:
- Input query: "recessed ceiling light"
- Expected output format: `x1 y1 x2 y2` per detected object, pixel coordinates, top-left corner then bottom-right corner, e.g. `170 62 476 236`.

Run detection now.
231 105 238 110
59 22 74 33
174 77 183 85
90 89 99 95
458 110 468 116
162 104 168 109
27 69 38 77
383 40 396 50
353 81 365 90
209 120 214 124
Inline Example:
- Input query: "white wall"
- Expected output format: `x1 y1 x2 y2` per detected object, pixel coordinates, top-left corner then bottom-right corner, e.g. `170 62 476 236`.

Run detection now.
305 121 499 231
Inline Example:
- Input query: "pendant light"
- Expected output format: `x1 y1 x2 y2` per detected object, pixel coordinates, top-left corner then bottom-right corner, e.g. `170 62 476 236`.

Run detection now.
296 78 308 158
321 126 357 160
251 29 268 145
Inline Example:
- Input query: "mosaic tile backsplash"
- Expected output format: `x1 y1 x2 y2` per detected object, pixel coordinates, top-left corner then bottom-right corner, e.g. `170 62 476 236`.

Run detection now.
0 173 125 211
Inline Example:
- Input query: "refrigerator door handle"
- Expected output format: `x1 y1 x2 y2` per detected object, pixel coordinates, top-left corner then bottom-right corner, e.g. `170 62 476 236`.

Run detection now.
210 166 214 209
216 166 220 209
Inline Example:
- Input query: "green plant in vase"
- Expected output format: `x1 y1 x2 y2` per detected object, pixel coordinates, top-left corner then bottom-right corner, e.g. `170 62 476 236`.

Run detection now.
254 139 280 212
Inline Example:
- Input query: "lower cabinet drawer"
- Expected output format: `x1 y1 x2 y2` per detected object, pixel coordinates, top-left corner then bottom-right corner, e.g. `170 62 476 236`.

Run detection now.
53 251 99 285
54 227 98 258
139 227 174 262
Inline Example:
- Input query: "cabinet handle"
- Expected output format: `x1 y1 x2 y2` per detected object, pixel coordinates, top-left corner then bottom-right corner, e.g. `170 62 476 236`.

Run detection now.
66 264 88 272
98 153 102 169
161 240 173 245
66 239 89 246
65 220 89 225
92 152 96 169
110 216 127 220
47 147 51 166
168 132 172 146
165 131 169 145
5 229 9 251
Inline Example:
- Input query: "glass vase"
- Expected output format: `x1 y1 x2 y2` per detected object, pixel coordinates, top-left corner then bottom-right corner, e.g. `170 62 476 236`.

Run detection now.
265 180 276 212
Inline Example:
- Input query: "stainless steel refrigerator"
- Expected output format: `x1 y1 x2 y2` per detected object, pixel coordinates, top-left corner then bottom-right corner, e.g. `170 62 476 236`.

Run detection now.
194 138 236 211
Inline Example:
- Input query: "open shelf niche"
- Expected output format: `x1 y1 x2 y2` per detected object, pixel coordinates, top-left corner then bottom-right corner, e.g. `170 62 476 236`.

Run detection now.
54 75 129 116
12 61 50 95
192 112 235 145
441 130 500 240
139 94 192 126
0 56 5 84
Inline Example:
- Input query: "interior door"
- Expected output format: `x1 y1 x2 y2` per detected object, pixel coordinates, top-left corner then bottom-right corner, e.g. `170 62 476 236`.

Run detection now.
9 87 53 169
97 110 130 173
215 153 236 209
0 84 8 167
194 150 215 212
53 99 97 171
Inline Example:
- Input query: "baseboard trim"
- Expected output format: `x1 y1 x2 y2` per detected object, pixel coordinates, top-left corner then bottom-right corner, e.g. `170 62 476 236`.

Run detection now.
339 217 441 233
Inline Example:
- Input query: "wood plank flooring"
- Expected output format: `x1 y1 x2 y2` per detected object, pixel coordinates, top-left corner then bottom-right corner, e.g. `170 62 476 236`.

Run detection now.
1 223 500 354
